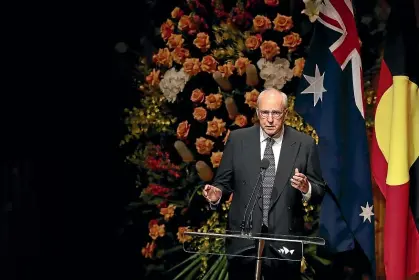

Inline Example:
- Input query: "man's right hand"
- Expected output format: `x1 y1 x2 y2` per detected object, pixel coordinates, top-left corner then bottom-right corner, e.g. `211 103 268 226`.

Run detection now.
203 185 222 203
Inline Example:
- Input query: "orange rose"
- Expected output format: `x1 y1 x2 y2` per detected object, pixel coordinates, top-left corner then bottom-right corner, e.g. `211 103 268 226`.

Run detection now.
141 242 156 258
187 15 199 35
148 219 158 229
245 35 262 50
152 48 173 67
176 120 190 140
235 57 251 76
273 14 293 32
167 34 184 49
283 32 302 52
178 15 198 35
253 15 271 33
293 58 305 77
193 32 210 52
218 61 235 78
160 204 176 221
178 15 191 31
234 115 248 127
191 89 205 103
260 41 280 60
172 47 190 64
205 93 223 110
201 55 218 73
177 227 192 243
244 89 259 109
264 0 279 6
183 58 201 76
149 224 165 240
193 107 207 122
171 7 183 19
195 137 214 155
160 19 174 41
210 151 223 168
145 69 160 86
206 117 226 138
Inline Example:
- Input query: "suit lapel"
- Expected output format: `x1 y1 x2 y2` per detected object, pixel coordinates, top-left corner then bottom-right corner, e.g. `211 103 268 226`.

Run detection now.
242 125 261 195
270 126 300 210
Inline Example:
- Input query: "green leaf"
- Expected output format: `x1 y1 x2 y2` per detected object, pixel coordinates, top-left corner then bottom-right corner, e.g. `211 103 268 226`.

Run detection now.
210 256 226 280
173 255 202 280
184 262 202 280
202 255 224 280
167 200 186 207
144 264 165 276
165 254 199 274
217 259 227 280
188 185 203 207
311 255 332 265
125 202 144 210
160 245 183 257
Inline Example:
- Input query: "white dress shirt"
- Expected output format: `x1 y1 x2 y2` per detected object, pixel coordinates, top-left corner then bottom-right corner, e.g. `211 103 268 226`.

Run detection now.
260 127 311 201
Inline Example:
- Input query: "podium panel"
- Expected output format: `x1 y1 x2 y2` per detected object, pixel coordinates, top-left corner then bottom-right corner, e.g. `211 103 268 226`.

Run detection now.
182 230 325 262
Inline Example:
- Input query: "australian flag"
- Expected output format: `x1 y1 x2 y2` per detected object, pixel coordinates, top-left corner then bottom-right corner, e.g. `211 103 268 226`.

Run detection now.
294 0 375 275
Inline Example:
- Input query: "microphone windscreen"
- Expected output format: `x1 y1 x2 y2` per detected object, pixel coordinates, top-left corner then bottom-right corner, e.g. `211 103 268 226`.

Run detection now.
260 158 270 169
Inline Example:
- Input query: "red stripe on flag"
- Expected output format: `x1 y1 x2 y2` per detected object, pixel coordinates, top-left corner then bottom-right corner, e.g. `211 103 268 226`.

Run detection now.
319 12 341 30
384 183 419 277
371 59 419 277
406 212 419 277
385 183 408 278
371 60 392 196
371 137 388 197
375 60 392 102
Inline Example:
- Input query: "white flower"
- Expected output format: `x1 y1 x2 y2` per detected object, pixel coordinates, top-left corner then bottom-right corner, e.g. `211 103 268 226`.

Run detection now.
257 58 293 90
159 67 190 102
301 0 323 23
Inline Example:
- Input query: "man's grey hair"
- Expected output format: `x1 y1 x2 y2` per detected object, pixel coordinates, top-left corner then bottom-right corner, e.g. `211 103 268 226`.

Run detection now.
256 88 288 109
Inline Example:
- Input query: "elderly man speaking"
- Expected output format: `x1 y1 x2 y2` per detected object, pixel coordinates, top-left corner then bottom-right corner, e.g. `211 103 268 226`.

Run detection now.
203 88 326 280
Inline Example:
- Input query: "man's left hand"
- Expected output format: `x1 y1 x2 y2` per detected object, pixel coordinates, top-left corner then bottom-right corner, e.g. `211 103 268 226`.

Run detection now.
290 168 309 194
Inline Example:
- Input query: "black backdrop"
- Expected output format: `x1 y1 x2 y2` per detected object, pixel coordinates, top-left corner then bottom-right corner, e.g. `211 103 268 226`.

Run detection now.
1 0 385 279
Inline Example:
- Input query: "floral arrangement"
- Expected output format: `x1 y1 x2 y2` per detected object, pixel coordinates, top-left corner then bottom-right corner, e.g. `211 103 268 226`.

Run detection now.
121 0 333 279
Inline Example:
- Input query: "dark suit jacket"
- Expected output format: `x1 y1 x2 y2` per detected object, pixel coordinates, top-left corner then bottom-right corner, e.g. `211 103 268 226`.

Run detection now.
212 125 325 258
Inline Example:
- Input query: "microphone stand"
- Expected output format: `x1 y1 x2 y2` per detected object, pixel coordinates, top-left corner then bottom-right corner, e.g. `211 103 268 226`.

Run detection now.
250 170 266 280
255 238 265 280
240 167 266 235
247 169 266 234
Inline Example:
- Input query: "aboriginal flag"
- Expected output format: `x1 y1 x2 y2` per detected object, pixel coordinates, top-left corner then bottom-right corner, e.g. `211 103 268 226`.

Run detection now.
370 0 419 278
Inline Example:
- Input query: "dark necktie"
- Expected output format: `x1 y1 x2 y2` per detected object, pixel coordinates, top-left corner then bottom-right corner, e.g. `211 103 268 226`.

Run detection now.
262 137 275 226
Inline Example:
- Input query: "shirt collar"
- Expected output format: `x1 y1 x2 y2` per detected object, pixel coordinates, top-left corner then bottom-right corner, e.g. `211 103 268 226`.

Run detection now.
260 126 285 144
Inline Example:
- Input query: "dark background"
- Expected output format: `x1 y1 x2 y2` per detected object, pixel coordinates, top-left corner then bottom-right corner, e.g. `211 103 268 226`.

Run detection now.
1 0 385 279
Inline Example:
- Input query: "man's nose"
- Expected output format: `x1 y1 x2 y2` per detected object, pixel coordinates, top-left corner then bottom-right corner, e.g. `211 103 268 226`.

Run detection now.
267 114 274 122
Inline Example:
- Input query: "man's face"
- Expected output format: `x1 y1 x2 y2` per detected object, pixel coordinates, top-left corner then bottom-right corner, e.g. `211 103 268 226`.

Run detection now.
257 93 287 137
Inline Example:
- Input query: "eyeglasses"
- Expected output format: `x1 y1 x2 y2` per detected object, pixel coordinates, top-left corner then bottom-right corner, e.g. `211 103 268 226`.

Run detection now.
257 110 286 119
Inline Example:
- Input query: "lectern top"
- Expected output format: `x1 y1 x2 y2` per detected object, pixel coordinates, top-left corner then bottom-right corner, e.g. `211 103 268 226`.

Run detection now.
183 230 325 246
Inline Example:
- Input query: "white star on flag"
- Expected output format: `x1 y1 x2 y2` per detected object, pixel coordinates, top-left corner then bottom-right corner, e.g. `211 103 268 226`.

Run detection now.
359 202 374 223
301 64 327 106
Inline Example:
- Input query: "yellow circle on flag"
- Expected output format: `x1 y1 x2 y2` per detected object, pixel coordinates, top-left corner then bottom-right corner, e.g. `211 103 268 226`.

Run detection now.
374 76 419 186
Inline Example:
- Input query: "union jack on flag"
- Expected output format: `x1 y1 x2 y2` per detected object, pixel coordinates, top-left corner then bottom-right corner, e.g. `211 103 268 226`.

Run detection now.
295 0 375 276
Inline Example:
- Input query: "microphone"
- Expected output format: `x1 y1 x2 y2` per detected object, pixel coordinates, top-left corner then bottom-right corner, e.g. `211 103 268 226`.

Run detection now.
240 158 270 235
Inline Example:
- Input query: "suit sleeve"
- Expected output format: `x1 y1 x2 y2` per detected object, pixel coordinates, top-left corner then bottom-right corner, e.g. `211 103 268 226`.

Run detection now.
305 139 325 205
212 131 235 194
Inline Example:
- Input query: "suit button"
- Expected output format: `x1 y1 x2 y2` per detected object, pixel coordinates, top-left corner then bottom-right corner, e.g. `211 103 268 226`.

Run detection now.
287 206 291 210
289 227 293 231
242 180 246 185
